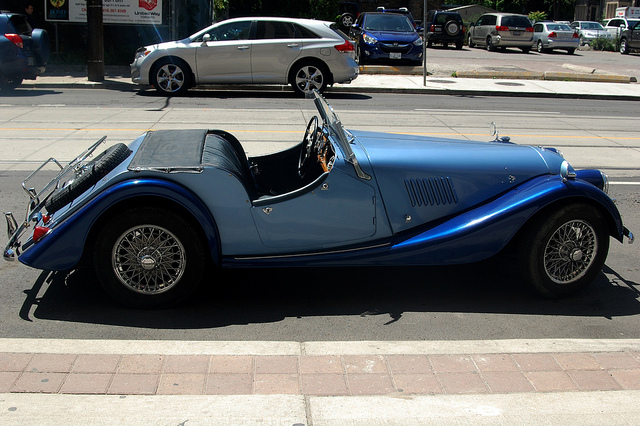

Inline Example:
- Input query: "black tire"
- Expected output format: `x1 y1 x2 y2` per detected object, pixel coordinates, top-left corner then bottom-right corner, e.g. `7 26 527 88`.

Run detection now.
445 20 460 36
455 41 463 50
620 38 630 54
468 36 475 48
339 13 355 30
94 207 205 308
567 48 575 55
289 60 329 96
521 47 530 53
0 74 22 90
356 44 366 65
31 28 50 66
518 204 609 298
45 143 132 214
486 37 496 51
537 41 546 53
151 57 192 96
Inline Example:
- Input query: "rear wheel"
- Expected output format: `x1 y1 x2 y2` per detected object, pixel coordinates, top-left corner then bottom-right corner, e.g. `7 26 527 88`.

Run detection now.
468 36 475 48
290 61 329 96
567 48 575 55
486 37 496 51
620 38 630 54
94 207 206 308
518 204 609 298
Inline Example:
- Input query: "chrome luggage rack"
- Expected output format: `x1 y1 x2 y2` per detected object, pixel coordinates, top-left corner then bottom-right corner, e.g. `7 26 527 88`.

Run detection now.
3 137 107 261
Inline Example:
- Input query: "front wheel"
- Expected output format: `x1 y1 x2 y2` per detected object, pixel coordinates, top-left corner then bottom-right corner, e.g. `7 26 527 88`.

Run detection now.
94 207 206 308
290 61 329 96
151 58 192 96
518 204 609 298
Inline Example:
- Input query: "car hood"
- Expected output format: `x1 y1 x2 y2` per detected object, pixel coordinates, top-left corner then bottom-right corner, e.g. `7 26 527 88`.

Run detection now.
350 130 565 233
365 30 419 42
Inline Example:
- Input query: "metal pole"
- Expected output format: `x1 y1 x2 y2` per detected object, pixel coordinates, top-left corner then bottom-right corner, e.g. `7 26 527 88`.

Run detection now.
87 0 104 82
423 0 427 86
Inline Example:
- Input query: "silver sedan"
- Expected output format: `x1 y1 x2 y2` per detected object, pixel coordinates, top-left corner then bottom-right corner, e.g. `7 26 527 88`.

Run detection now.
532 22 580 54
131 17 359 96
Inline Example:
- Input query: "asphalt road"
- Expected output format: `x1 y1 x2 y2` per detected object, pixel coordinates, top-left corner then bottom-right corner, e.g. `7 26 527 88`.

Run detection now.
0 89 638 342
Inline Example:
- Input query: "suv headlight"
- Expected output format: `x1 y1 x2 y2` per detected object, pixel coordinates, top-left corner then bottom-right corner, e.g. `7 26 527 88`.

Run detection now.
363 33 378 45
413 37 423 46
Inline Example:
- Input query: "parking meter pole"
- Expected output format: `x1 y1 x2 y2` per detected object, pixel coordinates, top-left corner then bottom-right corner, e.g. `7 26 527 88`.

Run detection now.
87 0 105 82
423 0 427 86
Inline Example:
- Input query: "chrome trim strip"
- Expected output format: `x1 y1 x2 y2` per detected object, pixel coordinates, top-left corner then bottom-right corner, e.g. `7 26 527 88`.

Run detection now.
234 242 390 261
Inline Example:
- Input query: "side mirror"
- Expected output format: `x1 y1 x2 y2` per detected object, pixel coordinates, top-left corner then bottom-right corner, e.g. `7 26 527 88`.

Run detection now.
202 34 211 43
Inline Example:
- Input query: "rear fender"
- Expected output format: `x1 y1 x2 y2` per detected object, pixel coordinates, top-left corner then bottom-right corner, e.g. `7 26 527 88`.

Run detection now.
18 178 220 271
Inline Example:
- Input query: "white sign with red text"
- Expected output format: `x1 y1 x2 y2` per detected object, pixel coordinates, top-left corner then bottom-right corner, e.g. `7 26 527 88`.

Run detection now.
46 0 162 24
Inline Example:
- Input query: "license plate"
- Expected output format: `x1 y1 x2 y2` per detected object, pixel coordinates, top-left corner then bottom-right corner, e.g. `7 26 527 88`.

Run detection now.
390 52 402 60
512 31 522 36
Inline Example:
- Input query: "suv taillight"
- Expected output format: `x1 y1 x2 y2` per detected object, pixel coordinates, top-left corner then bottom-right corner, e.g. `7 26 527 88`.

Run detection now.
526 27 534 32
496 25 509 32
5 33 24 49
335 40 355 52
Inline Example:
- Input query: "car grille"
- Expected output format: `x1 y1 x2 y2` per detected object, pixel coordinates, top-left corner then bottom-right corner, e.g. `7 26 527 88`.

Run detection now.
379 42 412 54
405 177 458 207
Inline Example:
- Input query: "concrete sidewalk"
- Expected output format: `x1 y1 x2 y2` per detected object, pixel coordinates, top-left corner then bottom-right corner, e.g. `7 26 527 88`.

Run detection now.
1 338 640 424
18 65 640 100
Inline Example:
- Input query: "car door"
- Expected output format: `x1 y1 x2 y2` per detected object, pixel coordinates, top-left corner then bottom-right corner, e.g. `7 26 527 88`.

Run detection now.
630 21 640 48
194 20 252 83
250 20 302 83
250 170 376 250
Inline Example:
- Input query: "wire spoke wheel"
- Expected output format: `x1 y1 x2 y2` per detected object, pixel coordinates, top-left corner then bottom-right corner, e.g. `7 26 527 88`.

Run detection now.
112 224 186 295
543 220 597 284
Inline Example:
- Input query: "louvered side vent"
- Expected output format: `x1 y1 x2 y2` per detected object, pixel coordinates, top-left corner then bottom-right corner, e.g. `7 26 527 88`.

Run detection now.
404 177 458 207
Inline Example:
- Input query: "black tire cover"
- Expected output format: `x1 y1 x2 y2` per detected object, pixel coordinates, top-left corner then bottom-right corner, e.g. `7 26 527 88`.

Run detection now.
45 143 132 214
31 29 50 66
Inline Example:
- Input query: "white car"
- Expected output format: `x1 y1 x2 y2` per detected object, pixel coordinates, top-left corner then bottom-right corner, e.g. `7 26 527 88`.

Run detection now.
570 21 613 45
131 17 359 96
604 17 640 38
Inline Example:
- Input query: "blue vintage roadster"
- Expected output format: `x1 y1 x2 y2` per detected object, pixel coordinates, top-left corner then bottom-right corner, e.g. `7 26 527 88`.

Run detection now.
4 93 634 307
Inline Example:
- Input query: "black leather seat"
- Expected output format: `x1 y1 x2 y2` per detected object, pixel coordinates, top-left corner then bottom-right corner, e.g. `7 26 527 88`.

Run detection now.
202 132 260 199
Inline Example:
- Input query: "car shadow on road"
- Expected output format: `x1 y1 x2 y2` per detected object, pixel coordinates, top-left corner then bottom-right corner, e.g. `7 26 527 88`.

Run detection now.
22 257 640 331
135 88 373 100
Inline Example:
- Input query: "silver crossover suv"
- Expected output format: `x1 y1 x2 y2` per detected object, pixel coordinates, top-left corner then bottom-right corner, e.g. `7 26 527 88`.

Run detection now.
468 13 534 53
131 17 359 96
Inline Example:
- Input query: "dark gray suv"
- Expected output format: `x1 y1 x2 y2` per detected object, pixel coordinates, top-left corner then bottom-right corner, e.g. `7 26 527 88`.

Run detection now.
425 10 465 49
0 12 49 90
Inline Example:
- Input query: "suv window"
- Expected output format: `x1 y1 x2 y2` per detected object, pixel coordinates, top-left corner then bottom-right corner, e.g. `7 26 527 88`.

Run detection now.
434 13 461 25
255 21 296 39
501 16 531 27
198 21 251 41
8 15 31 34
480 15 497 26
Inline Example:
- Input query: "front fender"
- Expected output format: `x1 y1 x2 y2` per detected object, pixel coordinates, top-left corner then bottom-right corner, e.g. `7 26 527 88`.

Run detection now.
19 179 220 271
390 174 625 265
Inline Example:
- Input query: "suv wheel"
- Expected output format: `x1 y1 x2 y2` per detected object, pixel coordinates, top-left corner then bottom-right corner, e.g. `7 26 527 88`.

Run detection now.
486 37 496 51
445 20 460 36
620 38 630 54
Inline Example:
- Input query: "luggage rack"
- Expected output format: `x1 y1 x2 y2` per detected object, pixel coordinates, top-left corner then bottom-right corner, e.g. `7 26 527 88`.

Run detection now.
3 137 107 261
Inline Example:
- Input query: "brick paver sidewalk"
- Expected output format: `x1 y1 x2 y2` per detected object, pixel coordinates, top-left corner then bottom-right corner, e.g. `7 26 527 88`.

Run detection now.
2 350 639 396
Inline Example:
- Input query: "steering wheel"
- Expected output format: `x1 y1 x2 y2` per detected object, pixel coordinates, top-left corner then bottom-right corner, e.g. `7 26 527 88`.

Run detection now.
298 116 319 178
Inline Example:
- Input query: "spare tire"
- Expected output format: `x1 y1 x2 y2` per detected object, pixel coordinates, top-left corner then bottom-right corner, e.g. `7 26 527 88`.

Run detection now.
31 29 50 66
445 20 461 36
45 143 132 214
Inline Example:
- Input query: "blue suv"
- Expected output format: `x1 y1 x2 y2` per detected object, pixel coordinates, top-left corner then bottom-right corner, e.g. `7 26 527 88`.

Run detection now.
0 12 49 90
350 12 423 65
